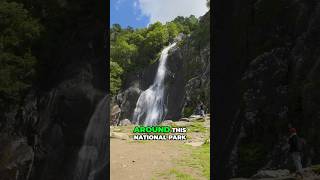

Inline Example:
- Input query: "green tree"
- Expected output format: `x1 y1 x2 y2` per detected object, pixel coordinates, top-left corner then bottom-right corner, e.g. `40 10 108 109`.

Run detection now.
110 36 138 70
191 12 210 49
143 22 169 61
111 24 122 41
110 60 123 95
126 26 134 32
172 16 199 34
167 22 179 42
186 15 199 31
127 32 145 47
0 1 41 111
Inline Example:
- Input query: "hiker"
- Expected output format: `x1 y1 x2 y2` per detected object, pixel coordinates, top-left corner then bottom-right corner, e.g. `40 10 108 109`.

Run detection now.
200 102 205 117
196 101 205 117
288 127 303 178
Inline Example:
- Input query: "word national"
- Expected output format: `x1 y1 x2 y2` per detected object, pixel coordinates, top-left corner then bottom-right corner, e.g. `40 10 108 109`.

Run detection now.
133 134 187 141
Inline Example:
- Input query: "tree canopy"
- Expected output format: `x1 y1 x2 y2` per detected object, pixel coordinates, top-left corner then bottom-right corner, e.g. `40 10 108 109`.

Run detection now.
110 60 123 95
0 1 41 111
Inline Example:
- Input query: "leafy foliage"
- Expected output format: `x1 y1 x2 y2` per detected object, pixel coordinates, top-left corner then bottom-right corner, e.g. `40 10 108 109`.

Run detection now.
167 22 179 42
110 16 200 94
190 12 210 50
110 61 123 95
183 106 194 117
0 1 41 111
238 142 268 177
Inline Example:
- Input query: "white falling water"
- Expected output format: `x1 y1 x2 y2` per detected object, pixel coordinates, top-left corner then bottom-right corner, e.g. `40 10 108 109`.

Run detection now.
74 96 108 180
133 43 176 125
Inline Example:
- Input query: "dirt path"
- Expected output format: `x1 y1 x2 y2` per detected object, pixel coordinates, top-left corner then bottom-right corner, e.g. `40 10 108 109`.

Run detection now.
110 139 188 180
110 116 210 180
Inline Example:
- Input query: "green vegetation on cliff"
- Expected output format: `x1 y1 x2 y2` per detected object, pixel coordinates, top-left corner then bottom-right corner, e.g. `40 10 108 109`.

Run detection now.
110 14 211 95
0 0 104 126
110 15 199 94
0 1 41 114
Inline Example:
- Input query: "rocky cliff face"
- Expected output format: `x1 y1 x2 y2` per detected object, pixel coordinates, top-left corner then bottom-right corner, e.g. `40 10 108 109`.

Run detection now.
165 35 210 120
213 0 320 179
0 6 107 180
111 12 210 124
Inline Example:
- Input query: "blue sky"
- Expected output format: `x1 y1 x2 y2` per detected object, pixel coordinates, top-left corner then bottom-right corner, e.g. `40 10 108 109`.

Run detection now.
110 0 149 28
110 0 208 29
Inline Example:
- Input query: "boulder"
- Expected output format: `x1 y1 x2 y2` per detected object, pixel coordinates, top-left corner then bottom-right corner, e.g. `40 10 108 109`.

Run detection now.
204 120 210 128
0 138 33 170
110 132 129 140
111 105 121 125
110 127 121 132
189 117 205 122
119 119 131 126
116 87 142 120
173 33 186 42
161 120 174 126
173 121 192 127
178 118 190 122
189 115 201 118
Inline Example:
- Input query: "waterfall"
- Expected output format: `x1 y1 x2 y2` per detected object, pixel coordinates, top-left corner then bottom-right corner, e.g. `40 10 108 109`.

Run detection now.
132 43 176 125
73 96 108 180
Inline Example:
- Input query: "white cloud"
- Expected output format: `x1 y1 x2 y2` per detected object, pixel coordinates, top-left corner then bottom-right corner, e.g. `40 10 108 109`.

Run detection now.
137 0 208 24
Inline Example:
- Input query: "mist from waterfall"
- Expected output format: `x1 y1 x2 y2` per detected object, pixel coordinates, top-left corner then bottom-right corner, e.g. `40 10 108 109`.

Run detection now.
73 96 108 180
132 43 176 125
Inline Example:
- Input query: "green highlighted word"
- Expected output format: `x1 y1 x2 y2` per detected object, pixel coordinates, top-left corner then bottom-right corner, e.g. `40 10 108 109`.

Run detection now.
133 126 171 133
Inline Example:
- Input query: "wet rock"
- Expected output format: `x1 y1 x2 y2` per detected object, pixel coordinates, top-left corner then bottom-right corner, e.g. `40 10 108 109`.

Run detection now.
173 33 186 42
116 87 142 121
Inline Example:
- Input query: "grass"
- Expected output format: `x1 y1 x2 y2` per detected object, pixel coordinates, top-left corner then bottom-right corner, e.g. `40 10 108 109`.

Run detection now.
155 119 210 179
127 139 148 144
156 143 210 180
311 164 320 174
176 143 210 179
156 168 196 180
187 122 207 133
191 143 210 178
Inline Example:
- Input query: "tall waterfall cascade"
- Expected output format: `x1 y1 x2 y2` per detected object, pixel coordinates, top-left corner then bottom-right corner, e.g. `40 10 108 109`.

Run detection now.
132 43 177 125
74 96 108 180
